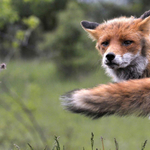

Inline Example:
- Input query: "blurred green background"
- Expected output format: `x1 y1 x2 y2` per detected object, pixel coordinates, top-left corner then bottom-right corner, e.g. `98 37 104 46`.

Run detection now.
0 0 150 149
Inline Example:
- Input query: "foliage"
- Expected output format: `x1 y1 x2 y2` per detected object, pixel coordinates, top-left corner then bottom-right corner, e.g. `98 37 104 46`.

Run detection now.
0 0 19 29
23 0 54 2
23 16 40 29
0 0 42 60
39 1 98 77
12 0 68 30
0 0 68 60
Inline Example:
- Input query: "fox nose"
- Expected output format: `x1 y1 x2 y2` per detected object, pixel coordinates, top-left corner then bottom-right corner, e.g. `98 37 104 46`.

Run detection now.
106 52 115 62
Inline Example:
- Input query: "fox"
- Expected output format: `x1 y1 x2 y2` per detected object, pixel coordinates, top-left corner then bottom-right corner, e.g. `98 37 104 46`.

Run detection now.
61 10 150 119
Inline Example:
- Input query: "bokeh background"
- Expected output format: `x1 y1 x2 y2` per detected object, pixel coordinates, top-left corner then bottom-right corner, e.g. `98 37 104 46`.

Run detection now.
0 0 150 149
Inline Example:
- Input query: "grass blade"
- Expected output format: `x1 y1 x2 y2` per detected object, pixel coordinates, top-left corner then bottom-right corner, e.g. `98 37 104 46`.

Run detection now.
91 132 94 150
114 138 119 150
28 143 34 150
101 137 105 150
141 140 147 150
44 145 47 150
14 144 21 150
55 136 60 150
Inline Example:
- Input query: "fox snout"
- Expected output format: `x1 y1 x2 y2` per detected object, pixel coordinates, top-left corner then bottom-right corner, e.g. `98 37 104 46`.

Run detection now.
105 52 115 62
104 52 117 69
103 52 121 69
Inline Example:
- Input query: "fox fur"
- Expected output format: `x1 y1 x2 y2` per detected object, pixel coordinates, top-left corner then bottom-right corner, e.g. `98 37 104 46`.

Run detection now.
61 10 150 118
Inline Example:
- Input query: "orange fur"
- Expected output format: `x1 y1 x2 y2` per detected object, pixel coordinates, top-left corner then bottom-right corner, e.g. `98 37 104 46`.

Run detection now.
61 10 150 118
90 17 150 56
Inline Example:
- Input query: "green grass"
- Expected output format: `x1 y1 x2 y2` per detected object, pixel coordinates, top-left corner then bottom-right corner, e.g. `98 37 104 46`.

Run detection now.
14 133 147 150
0 60 150 149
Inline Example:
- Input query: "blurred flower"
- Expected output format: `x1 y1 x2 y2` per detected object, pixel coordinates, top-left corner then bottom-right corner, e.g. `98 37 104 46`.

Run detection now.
0 63 6 70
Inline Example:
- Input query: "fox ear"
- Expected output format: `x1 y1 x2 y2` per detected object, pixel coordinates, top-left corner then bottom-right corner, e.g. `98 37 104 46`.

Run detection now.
138 16 150 33
140 10 150 19
139 10 150 33
81 21 99 40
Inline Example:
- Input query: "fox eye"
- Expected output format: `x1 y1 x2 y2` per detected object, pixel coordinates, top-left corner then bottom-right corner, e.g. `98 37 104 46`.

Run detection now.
123 40 133 46
101 41 109 47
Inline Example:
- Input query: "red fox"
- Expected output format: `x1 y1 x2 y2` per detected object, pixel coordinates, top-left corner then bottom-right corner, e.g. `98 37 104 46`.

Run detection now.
61 10 150 118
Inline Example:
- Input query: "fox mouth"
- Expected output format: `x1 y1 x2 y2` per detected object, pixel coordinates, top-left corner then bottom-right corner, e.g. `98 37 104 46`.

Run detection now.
103 52 141 70
105 62 119 69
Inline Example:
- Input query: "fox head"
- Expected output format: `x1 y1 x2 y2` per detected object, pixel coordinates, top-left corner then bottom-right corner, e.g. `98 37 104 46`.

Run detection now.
81 10 150 82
